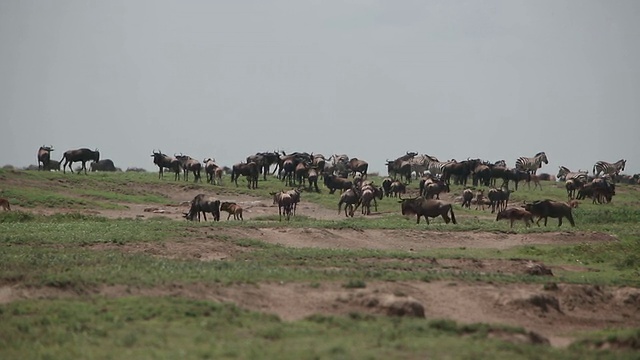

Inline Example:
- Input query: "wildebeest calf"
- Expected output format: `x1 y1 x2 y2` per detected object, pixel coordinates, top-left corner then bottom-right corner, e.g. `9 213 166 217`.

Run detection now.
496 207 533 228
220 202 243 221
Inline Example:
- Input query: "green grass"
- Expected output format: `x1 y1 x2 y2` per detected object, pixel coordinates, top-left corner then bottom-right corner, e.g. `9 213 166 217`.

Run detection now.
1 168 640 357
1 297 633 360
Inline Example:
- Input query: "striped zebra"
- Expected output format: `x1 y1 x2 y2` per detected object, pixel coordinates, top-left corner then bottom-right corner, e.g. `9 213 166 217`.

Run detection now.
557 166 588 182
426 158 455 176
515 152 548 174
408 154 432 178
593 159 626 178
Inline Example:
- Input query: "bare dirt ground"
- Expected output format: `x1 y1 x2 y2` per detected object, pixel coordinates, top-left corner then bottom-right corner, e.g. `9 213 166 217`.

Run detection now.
4 178 637 348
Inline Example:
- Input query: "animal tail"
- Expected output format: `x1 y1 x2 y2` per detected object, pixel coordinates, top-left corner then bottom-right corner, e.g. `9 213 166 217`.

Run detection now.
338 199 343 214
449 205 457 224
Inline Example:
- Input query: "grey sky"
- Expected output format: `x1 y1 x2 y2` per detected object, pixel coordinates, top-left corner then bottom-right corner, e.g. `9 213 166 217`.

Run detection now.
1 1 639 175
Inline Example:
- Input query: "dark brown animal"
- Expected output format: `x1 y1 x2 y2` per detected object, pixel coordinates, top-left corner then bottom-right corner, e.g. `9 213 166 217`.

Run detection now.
347 158 368 178
424 179 449 199
44 159 61 171
37 145 54 171
61 148 100 174
338 188 361 217
231 162 259 189
220 202 243 221
398 196 457 225
151 150 181 180
358 182 383 215
496 207 533 228
183 194 220 222
323 175 353 194
176 155 202 182
487 187 510 213
90 159 117 172
271 191 293 221
0 198 10 211
523 200 575 227
389 180 406 198
461 189 473 209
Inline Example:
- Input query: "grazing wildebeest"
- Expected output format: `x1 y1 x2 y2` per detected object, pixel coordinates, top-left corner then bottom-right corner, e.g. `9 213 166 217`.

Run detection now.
61 148 100 174
151 150 181 180
231 162 259 189
90 159 117 172
175 155 202 182
37 145 54 171
220 202 243 221
398 196 457 225
183 194 221 222
496 207 533 228
523 200 575 227
0 198 10 211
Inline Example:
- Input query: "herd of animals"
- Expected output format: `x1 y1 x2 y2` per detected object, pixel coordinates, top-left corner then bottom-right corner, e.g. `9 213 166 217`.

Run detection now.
20 146 636 227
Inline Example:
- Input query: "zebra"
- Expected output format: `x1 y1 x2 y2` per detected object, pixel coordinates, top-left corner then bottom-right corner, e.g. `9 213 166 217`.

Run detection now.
426 158 455 176
557 166 589 182
515 152 548 174
408 154 431 178
593 159 626 178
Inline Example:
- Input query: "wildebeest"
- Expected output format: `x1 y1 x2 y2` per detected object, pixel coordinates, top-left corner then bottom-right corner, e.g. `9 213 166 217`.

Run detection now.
461 189 474 209
496 207 533 228
338 188 361 217
203 158 221 185
358 182 383 215
307 167 320 192
90 159 117 172
389 180 406 198
381 177 393 197
231 162 259 189
424 178 449 199
487 187 510 213
347 158 368 178
398 196 457 225
271 191 293 221
37 145 54 171
220 201 243 221
0 198 10 211
61 148 100 174
175 155 202 182
151 150 181 180
183 194 221 222
523 200 575 227
475 189 486 211
323 174 353 194
44 159 61 171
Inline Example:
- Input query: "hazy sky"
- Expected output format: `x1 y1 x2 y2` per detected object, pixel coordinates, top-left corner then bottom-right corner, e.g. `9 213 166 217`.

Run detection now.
2 1 639 175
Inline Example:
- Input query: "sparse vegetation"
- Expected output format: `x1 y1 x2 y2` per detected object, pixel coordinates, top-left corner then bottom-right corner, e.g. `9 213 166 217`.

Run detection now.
0 168 639 358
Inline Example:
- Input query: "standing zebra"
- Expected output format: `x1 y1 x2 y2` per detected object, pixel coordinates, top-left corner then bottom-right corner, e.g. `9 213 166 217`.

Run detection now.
515 152 548 174
593 159 626 178
557 166 589 182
